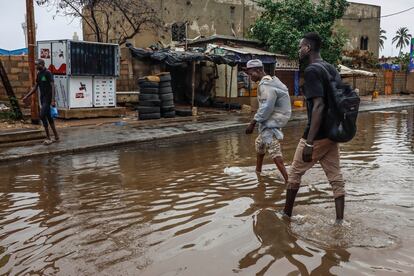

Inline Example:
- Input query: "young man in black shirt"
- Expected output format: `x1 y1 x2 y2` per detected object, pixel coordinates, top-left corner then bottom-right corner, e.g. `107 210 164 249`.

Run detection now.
283 32 345 224
23 59 59 145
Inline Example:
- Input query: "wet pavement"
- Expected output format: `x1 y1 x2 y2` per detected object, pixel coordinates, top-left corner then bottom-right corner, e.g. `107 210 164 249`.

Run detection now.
0 106 413 275
1 95 414 163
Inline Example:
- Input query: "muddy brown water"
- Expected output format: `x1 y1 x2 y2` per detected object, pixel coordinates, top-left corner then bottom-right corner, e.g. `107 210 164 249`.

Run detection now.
1 108 413 275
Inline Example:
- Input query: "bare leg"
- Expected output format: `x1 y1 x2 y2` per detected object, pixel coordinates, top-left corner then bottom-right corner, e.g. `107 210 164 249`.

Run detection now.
49 121 59 141
273 156 288 182
256 153 265 173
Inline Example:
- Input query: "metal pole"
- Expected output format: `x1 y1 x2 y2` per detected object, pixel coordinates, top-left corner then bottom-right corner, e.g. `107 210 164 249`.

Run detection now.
26 0 39 124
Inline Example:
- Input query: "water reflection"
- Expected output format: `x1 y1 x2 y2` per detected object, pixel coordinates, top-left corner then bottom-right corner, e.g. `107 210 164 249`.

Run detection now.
0 108 413 275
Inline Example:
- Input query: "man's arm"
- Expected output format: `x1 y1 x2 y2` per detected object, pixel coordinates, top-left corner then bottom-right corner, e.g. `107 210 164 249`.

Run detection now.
302 97 325 162
246 86 277 134
22 83 38 101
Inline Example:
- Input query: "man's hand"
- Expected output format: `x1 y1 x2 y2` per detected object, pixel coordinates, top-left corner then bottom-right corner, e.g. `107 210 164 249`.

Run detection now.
302 143 313 162
245 121 256 134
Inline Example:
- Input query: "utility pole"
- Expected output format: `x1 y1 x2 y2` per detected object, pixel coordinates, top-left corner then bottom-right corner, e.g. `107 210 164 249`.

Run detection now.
26 0 39 124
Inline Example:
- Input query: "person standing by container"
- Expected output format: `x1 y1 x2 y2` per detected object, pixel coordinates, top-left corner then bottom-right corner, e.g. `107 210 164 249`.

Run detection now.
245 59 291 182
23 59 59 145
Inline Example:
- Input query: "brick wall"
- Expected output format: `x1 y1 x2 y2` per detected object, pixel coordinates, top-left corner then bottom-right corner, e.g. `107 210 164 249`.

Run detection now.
342 69 408 96
406 73 414 93
0 55 31 101
117 47 164 92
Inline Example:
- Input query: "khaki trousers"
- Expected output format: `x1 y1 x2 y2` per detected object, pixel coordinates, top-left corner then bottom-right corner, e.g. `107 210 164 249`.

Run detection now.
287 138 345 198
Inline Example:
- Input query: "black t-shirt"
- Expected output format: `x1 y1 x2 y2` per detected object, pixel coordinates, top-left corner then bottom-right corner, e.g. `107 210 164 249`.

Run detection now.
302 61 339 140
36 69 54 104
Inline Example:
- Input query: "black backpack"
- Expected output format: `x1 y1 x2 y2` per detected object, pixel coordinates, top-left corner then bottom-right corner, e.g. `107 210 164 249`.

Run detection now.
313 63 360 143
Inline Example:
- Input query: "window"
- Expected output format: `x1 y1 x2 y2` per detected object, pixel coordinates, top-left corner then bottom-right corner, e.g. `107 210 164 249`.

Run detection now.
360 36 369 50
171 23 186 42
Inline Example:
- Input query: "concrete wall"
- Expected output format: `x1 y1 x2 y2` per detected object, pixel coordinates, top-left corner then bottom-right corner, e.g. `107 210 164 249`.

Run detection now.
0 55 31 101
339 2 381 57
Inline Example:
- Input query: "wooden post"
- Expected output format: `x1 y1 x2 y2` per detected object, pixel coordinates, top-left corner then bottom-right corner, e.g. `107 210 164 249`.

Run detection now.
224 65 228 109
191 61 196 109
0 60 23 119
26 0 39 124
228 66 233 110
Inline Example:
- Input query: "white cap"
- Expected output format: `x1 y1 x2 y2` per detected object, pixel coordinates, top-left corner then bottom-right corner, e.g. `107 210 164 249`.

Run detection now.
246 59 263 69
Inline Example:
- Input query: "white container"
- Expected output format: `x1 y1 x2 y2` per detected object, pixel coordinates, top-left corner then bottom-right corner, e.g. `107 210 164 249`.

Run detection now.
93 77 116 107
53 76 93 108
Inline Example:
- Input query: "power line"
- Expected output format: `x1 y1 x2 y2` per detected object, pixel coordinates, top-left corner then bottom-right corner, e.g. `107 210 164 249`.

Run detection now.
343 5 414 20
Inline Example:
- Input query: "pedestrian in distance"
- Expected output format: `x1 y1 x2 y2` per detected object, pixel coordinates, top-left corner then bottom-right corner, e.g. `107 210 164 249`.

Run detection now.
245 59 292 183
22 59 59 145
283 32 346 224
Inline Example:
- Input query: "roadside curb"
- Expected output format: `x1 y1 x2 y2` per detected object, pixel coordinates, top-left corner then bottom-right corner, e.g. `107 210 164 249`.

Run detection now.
1 102 413 163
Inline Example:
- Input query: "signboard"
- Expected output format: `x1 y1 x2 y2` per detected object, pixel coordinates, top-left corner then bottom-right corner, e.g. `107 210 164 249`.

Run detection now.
68 76 93 108
37 42 52 70
93 77 116 107
410 38 414 73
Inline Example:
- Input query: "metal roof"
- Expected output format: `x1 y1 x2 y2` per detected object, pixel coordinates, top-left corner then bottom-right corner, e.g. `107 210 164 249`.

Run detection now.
215 45 287 58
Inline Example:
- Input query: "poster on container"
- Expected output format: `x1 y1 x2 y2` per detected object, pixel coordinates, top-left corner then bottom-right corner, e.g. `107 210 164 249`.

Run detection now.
69 77 93 108
37 42 52 70
410 38 414 73
93 77 116 107
51 41 67 74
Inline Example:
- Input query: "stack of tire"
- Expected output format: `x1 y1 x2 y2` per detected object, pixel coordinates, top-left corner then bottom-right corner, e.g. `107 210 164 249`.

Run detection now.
157 73 176 118
137 76 161 120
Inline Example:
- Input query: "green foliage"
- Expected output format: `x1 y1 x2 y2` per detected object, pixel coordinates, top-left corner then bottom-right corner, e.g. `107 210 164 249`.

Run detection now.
379 28 387 50
392 27 412 55
393 52 410 71
250 0 349 64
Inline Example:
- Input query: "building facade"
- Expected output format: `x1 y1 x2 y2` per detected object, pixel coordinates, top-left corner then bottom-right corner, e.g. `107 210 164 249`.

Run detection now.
83 1 380 57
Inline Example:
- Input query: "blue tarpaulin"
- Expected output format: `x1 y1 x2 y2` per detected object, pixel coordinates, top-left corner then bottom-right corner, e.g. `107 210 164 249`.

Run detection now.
0 48 28 55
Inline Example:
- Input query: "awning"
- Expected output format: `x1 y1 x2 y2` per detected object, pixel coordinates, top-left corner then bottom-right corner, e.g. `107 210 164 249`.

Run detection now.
207 44 283 64
127 43 239 67
339 64 376 77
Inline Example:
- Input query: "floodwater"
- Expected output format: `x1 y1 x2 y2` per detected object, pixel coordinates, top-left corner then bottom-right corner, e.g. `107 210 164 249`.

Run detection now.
1 108 413 276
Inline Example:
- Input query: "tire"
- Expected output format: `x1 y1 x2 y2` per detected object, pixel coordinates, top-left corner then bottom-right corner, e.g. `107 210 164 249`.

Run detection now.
138 106 160 114
139 93 159 101
159 86 173 94
161 106 175 113
160 93 174 101
139 100 161 107
139 81 159 89
140 87 159 94
158 74 171 82
159 81 171 88
139 112 161 120
161 100 174 107
176 109 193 117
162 111 176 118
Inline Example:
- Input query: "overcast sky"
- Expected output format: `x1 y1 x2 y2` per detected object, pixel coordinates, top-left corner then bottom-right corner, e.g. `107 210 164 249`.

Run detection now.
0 0 413 57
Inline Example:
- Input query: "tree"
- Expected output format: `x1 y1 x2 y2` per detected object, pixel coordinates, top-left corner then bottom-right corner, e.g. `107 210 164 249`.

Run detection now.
392 27 412 55
250 0 349 64
379 28 387 50
36 0 163 45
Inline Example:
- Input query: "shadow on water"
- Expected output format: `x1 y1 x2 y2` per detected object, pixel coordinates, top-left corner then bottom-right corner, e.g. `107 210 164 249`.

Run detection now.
0 107 413 275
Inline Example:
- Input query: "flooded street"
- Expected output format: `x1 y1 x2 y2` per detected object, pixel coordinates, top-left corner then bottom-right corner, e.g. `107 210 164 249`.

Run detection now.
1 108 413 276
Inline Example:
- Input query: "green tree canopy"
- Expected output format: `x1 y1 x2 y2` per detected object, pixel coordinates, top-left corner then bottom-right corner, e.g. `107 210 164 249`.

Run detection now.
392 27 412 55
251 0 349 64
379 28 387 51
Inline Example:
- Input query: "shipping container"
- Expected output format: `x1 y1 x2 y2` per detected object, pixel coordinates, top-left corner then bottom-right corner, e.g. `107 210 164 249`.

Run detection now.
37 40 120 77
